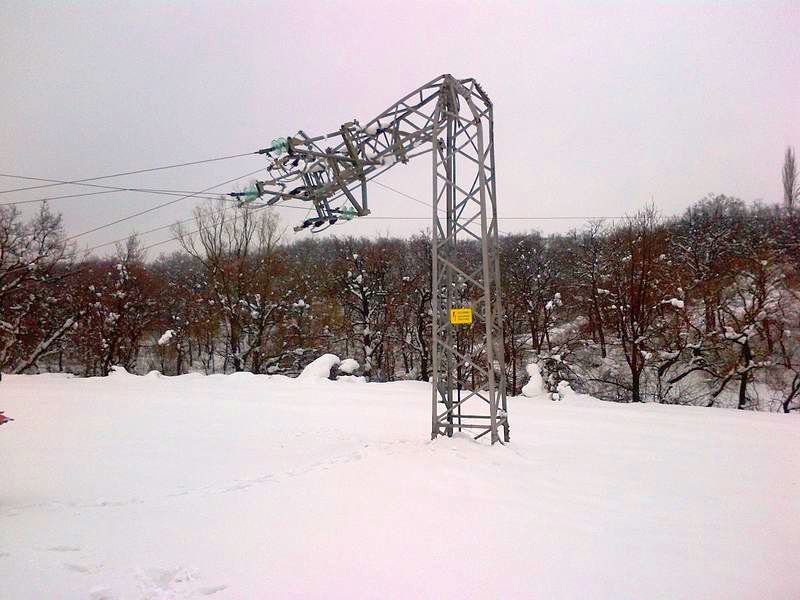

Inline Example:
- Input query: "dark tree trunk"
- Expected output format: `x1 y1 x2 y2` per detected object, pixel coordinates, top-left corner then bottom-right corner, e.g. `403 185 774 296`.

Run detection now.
592 296 607 358
229 320 242 372
785 374 800 413
631 371 642 402
703 297 716 333
738 342 752 410
762 319 773 354
629 344 642 402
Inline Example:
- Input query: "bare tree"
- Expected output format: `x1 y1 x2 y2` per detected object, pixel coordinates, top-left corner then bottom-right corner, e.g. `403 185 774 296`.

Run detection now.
784 146 797 210
176 201 284 372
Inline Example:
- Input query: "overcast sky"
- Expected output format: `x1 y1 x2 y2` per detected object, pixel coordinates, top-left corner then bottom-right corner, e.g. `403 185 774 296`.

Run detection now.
1 1 798 256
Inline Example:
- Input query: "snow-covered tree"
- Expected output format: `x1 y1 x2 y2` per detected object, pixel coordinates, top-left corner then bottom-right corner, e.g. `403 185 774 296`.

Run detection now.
672 195 744 332
0 204 79 377
601 207 679 402
149 252 219 374
712 245 785 409
329 238 396 381
390 234 432 380
69 237 160 376
566 221 611 358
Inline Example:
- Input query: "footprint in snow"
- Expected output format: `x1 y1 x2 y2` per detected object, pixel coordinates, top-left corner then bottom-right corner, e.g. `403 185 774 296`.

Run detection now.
64 562 91 573
137 566 198 590
47 545 82 552
198 584 228 595
88 586 115 600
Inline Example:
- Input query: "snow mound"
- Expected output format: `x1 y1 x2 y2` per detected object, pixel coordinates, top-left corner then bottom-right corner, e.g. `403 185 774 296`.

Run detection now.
339 358 359 374
664 298 685 309
521 363 547 398
228 371 256 380
179 372 206 379
556 379 575 400
157 329 175 345
298 354 340 379
108 365 133 377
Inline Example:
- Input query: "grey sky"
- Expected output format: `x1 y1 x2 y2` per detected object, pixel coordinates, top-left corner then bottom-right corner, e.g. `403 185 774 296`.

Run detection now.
1 1 798 256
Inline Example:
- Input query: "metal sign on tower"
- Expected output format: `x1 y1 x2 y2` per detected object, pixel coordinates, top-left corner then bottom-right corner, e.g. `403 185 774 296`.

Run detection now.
234 74 509 444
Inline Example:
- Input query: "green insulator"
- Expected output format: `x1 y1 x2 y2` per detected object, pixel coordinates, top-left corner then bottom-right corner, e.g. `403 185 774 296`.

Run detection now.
339 207 357 220
234 184 261 204
270 137 289 155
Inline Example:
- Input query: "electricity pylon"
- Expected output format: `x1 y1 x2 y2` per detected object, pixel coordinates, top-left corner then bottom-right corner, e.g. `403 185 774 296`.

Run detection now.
237 74 509 443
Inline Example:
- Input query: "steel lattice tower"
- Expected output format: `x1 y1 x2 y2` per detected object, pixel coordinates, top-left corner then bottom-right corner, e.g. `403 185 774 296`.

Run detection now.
240 74 509 443
430 77 509 444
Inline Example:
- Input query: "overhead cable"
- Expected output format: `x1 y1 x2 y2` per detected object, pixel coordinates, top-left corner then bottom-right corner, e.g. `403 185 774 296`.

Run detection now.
0 151 258 195
66 167 265 242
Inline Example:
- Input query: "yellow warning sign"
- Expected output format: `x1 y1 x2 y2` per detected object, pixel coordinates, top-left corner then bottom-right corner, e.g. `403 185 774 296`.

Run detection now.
450 307 473 325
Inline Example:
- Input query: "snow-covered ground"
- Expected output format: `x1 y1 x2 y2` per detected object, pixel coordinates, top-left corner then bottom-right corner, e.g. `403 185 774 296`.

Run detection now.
1 370 799 599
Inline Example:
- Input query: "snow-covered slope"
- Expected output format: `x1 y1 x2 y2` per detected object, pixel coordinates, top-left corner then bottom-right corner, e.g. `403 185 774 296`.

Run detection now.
1 372 798 599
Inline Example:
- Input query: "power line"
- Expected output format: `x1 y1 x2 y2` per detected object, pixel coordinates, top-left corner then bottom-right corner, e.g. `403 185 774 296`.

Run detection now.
136 156 418 253
3 189 122 206
135 198 344 254
0 151 258 195
372 182 681 222
87 168 391 254
361 216 635 220
0 186 224 207
369 183 653 221
0 173 230 202
88 213 215 253
373 181 436 210
83 169 666 256
141 217 240 253
135 206 631 256
371 181 647 221
137 212 624 255
139 204 276 253
66 167 265 242
136 212 647 254
85 202 311 253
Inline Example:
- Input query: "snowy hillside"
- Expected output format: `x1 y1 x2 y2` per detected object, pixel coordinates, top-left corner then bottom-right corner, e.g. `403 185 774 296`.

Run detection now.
1 372 798 599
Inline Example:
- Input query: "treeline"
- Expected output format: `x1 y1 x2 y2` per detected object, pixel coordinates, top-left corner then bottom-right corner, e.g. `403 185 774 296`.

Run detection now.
1 195 799 412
